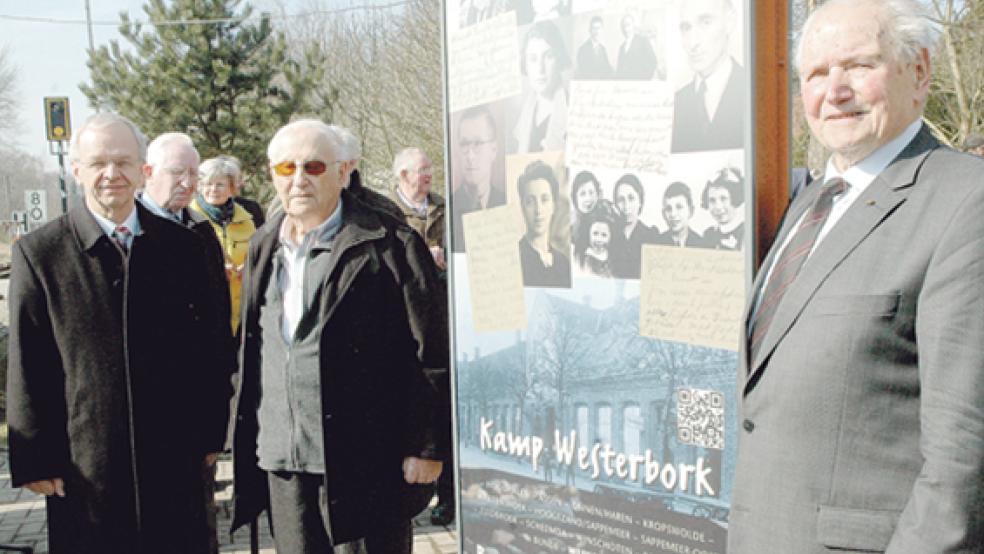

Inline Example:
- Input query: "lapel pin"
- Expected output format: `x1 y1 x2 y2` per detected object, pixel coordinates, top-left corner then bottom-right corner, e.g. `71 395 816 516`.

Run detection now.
866 200 876 206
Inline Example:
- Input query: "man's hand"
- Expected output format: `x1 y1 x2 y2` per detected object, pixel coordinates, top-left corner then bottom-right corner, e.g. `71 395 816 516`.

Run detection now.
25 478 65 497
429 246 447 271
204 453 220 467
402 457 442 484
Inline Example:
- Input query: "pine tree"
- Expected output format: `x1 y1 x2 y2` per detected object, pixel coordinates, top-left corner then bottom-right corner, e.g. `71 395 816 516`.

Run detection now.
81 0 320 204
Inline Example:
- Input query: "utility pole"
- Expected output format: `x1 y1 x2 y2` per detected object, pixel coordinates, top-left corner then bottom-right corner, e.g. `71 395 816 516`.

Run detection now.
85 0 99 114
85 0 95 53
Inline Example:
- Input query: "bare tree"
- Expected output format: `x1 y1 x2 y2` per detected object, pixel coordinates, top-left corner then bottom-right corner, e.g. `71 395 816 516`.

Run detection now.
792 0 984 170
279 0 445 194
0 45 20 147
925 0 984 146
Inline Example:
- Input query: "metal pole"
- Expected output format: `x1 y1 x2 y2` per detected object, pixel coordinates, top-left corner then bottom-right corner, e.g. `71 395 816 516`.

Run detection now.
84 0 100 114
85 0 95 53
57 142 68 214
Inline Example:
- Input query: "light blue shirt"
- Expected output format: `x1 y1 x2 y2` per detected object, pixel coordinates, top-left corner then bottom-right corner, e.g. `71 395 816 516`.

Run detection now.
138 191 182 223
90 205 141 250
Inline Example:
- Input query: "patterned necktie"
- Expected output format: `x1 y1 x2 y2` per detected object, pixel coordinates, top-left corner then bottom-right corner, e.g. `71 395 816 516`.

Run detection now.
113 225 132 255
748 177 850 364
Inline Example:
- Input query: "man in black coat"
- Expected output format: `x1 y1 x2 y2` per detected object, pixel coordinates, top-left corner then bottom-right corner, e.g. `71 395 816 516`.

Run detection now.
138 131 235 554
231 119 448 552
6 113 230 553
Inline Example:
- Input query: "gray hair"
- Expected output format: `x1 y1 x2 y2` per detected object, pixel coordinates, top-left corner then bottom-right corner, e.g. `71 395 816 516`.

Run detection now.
794 0 940 73
199 156 242 184
69 112 148 162
392 147 427 180
328 124 362 162
146 132 199 169
267 119 343 162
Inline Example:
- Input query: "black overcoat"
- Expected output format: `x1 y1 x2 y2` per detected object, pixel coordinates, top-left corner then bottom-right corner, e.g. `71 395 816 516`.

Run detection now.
231 190 449 544
6 203 231 553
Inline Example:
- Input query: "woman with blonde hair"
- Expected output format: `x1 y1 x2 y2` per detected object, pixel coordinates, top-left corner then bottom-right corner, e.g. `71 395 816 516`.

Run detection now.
191 156 257 336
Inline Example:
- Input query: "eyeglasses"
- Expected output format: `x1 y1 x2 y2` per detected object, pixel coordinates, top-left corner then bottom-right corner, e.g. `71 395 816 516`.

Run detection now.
272 160 336 177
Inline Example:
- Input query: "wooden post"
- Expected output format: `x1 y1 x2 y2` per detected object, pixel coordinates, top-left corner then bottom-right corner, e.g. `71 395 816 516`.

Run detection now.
754 0 791 266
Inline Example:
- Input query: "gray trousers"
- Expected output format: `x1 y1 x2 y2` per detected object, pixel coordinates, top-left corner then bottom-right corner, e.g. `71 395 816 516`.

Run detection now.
267 471 412 554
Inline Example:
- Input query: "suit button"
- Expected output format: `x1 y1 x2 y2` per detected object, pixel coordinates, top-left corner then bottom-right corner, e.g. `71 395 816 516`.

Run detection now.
742 419 755 432
324 414 333 421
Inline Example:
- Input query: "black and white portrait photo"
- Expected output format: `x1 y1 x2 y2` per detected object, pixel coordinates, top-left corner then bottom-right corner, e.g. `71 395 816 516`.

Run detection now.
700 167 745 250
574 16 614 79
671 0 746 153
451 103 507 251
611 173 660 279
517 160 572 288
614 14 660 80
572 10 667 82
512 20 571 154
654 181 707 247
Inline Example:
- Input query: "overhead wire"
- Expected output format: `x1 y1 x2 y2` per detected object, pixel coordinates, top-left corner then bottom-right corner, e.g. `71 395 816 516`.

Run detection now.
0 1 409 27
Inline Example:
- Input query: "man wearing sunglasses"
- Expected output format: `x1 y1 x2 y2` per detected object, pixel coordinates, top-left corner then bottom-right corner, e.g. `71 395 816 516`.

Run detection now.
230 119 448 553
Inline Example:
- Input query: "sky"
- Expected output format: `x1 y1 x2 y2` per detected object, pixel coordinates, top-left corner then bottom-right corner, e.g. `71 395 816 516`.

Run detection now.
0 0 332 169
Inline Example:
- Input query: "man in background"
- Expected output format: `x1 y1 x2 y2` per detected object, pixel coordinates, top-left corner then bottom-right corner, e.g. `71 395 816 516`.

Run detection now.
139 131 234 553
390 147 447 271
390 147 454 526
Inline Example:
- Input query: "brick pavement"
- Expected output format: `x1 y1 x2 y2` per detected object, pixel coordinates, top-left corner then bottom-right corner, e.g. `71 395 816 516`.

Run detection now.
0 453 458 554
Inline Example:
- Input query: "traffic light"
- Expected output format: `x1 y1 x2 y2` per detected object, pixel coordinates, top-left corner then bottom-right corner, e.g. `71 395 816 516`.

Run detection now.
44 97 71 142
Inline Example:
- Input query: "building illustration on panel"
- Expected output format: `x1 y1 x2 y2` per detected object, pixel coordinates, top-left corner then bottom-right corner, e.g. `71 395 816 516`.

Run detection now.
457 289 738 524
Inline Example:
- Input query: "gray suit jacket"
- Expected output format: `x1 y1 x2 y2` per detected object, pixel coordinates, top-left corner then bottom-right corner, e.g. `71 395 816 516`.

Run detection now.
729 127 984 553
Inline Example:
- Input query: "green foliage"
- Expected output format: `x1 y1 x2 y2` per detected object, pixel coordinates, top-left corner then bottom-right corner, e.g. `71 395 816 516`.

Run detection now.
80 0 321 206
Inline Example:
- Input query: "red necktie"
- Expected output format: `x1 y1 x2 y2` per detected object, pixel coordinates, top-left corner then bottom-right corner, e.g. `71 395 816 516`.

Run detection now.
113 225 132 255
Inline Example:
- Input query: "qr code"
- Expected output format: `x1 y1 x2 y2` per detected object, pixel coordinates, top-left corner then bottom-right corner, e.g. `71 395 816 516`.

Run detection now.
676 387 725 450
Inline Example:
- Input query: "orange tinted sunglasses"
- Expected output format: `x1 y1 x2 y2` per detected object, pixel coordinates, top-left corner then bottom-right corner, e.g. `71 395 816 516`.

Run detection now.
272 160 331 177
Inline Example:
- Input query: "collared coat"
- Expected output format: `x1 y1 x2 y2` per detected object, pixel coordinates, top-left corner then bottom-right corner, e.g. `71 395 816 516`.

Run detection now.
6 203 231 554
385 187 446 251
231 190 449 544
189 199 257 334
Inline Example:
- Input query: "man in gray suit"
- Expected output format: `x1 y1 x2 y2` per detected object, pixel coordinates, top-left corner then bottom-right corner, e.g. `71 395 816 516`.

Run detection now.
730 1 984 552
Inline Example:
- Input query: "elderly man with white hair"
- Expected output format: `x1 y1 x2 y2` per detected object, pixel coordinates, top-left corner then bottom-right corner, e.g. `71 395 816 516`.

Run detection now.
230 119 448 553
139 132 202 223
730 0 984 551
388 147 447 271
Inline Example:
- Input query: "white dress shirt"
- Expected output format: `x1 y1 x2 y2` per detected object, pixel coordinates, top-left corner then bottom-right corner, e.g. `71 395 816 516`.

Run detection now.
277 199 344 342
695 57 735 123
752 120 923 320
